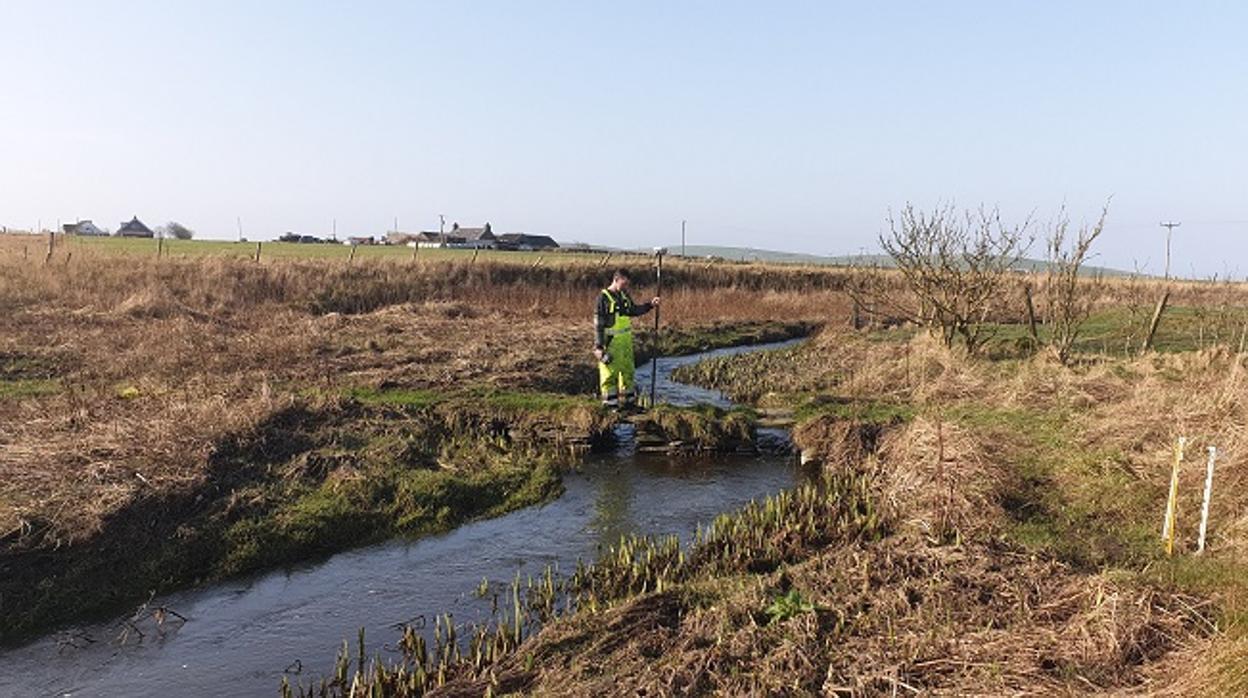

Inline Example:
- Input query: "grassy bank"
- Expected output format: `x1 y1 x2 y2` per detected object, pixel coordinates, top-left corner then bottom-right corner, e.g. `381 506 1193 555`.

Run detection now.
301 324 1248 695
1 394 613 643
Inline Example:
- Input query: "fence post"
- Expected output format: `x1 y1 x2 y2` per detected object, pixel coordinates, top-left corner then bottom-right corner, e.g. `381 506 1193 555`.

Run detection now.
1024 282 1040 343
1142 289 1171 354
255 241 262 263
348 244 356 264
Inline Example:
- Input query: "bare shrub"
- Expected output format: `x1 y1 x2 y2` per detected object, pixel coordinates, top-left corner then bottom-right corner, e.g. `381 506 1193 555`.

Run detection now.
1043 203 1108 364
852 204 1033 355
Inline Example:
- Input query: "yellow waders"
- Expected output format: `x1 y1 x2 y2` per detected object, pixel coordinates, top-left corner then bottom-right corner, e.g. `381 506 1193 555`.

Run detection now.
599 289 637 407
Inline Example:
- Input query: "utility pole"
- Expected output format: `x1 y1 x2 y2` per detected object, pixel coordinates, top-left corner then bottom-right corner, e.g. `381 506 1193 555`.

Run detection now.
1160 221 1181 279
681 219 686 257
237 216 243 243
439 214 446 245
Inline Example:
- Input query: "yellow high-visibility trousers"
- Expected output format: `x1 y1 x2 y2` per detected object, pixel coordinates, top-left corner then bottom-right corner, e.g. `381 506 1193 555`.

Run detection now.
598 332 636 406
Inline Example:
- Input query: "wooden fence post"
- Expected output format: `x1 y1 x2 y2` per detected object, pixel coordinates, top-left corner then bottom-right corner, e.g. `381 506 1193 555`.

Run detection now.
1142 289 1171 354
1024 282 1040 343
255 241 263 263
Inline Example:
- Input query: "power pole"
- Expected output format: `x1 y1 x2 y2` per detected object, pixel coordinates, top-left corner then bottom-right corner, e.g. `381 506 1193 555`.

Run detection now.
681 219 686 257
1160 221 1181 279
237 216 243 243
439 214 446 245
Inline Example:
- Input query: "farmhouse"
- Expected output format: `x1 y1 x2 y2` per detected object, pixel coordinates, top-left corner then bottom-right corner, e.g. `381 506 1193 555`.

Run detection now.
497 233 559 251
414 231 465 248
449 222 497 249
116 217 154 238
385 232 420 246
62 220 107 236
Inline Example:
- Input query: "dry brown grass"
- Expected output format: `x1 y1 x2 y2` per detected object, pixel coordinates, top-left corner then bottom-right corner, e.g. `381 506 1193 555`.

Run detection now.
0 236 847 565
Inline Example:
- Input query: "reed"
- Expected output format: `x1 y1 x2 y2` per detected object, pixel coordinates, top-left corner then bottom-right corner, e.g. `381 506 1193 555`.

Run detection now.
287 470 886 696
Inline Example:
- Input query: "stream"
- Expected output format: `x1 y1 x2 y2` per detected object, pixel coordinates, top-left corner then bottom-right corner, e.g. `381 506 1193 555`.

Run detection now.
0 340 805 698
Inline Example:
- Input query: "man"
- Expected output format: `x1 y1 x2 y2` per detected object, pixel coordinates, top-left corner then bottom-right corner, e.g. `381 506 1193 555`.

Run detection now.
594 269 660 410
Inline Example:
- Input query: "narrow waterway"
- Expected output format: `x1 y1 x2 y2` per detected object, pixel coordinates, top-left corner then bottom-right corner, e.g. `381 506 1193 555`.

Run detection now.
0 340 804 698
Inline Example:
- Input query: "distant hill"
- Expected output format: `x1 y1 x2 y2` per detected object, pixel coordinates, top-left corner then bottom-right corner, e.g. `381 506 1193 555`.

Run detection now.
666 244 1129 277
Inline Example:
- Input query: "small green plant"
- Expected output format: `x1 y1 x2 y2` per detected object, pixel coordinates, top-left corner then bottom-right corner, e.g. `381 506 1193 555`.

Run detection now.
764 589 815 624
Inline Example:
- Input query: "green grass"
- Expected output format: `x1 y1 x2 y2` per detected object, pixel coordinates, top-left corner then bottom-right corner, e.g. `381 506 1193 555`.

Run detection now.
0 378 59 400
344 386 442 408
793 395 915 424
220 462 560 575
344 386 597 413
66 235 603 263
946 404 1159 569
984 306 1248 358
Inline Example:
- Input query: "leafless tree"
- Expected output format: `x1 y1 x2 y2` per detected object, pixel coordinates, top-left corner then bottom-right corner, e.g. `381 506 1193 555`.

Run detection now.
1043 203 1108 364
851 204 1033 355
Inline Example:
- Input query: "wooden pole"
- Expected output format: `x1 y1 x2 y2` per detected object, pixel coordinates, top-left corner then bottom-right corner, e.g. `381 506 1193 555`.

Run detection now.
1142 289 1170 354
255 241 262 263
348 244 356 264
1024 282 1040 343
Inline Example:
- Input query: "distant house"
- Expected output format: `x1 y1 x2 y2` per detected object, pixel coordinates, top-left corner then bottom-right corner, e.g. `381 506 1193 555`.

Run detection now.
346 236 376 246
449 222 497 249
116 217 154 238
415 231 465 248
497 233 559 251
63 219 107 236
385 231 420 246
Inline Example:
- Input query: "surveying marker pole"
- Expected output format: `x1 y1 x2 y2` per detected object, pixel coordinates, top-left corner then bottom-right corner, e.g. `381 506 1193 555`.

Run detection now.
1197 446 1218 554
649 247 665 408
1163 436 1186 556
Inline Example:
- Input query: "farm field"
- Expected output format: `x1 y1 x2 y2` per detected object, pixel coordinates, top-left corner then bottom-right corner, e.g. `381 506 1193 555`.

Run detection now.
4 231 1248 696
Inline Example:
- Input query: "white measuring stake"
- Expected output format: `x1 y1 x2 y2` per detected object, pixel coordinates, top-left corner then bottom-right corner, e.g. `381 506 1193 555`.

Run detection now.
1197 446 1218 554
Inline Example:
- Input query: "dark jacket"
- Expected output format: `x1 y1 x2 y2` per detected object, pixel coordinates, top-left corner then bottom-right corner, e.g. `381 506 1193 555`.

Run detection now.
594 288 653 349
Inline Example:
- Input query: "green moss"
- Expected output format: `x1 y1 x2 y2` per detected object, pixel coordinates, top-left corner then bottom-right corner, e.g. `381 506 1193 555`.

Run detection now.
632 404 757 450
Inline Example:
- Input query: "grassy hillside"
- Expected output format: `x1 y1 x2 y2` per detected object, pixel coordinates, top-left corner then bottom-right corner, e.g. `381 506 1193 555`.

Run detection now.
671 243 1131 276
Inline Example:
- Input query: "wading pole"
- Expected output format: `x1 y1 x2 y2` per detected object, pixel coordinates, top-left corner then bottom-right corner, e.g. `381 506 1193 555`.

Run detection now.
649 248 665 407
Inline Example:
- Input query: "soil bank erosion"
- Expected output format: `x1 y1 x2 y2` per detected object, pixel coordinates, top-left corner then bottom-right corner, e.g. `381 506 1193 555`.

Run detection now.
0 340 809 697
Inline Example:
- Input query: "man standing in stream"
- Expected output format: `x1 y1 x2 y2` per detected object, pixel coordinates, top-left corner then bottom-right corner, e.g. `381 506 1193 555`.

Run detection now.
594 268 660 410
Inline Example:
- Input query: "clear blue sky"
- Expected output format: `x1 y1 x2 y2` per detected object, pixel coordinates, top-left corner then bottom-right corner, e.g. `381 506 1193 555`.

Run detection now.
2 2 1245 276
